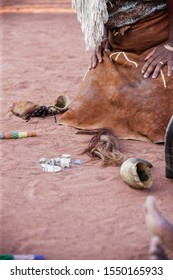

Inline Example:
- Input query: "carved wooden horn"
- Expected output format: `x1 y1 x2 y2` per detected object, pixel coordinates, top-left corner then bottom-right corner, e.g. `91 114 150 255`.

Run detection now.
165 115 173 179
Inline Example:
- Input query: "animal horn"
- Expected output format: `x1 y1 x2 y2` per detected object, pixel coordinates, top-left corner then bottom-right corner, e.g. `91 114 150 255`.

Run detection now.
119 158 153 189
144 196 173 259
165 115 173 179
53 95 71 112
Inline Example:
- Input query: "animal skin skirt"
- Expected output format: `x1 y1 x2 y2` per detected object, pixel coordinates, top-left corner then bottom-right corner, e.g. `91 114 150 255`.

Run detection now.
59 11 173 143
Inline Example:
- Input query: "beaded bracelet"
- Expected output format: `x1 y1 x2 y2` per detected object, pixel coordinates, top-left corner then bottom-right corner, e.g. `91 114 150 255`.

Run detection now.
164 42 173 53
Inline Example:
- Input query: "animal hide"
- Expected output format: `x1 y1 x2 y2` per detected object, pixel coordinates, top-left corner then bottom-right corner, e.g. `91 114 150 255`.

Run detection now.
59 11 173 143
11 101 40 120
82 128 125 166
10 95 71 121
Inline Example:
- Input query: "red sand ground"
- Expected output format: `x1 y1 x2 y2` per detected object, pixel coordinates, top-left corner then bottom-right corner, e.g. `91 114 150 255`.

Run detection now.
0 1 173 260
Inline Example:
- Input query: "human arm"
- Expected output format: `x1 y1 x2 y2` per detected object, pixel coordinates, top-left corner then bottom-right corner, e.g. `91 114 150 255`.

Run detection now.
89 27 111 69
142 0 173 78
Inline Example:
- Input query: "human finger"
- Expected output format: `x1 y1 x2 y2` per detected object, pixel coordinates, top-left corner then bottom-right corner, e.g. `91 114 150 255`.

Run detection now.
89 52 98 69
95 47 103 63
143 57 162 78
144 48 156 61
151 61 165 79
141 54 158 75
89 54 98 69
104 41 111 52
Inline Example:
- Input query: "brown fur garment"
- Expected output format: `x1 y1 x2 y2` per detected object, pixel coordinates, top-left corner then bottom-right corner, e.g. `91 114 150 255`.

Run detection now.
82 128 125 166
59 12 173 143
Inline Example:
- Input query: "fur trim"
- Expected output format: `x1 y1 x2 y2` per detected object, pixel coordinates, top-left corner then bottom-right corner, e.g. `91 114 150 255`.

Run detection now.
72 0 109 50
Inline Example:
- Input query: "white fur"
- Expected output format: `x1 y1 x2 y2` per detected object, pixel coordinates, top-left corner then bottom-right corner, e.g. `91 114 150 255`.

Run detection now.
72 0 109 50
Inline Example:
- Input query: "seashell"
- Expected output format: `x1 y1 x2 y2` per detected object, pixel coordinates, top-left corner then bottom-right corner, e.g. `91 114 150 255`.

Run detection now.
39 157 46 164
61 154 71 159
41 164 62 173
120 157 153 189
54 157 61 164
53 95 71 112
144 196 173 259
60 158 71 168
49 159 57 166
165 115 173 179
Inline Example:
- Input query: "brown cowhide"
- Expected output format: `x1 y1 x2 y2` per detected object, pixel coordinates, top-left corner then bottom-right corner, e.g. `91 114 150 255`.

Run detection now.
59 11 173 143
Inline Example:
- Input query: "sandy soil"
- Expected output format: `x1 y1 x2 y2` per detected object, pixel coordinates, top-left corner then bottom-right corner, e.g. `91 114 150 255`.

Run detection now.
0 1 173 260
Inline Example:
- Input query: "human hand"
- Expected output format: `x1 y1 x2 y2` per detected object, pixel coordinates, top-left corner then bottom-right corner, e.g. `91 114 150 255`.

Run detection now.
89 38 111 70
141 43 173 78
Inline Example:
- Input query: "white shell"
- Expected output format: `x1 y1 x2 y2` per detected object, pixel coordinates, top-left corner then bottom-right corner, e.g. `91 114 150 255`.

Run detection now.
39 157 46 164
41 164 62 172
61 154 71 159
60 158 71 168
54 157 61 163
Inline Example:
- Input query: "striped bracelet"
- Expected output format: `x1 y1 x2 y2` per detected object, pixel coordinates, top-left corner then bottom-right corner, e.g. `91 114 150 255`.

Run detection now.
164 42 173 53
